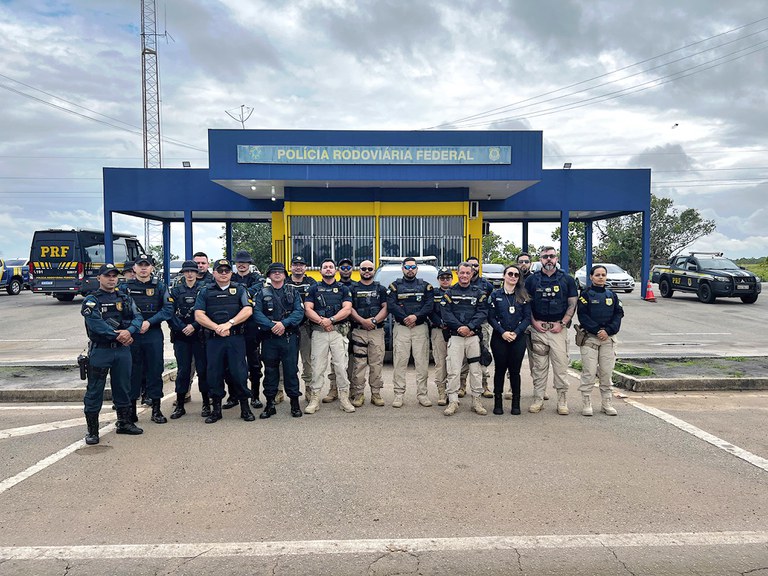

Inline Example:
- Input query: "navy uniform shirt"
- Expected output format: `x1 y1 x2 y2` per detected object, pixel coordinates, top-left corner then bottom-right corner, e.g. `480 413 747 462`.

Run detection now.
488 288 531 337
577 285 624 336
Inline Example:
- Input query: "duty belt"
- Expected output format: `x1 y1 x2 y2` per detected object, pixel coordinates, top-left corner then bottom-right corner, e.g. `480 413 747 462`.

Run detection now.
91 341 122 349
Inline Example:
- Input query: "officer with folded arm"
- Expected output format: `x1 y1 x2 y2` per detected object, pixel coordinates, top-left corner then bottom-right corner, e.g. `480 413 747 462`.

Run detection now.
81 264 144 445
194 258 256 423
251 262 305 418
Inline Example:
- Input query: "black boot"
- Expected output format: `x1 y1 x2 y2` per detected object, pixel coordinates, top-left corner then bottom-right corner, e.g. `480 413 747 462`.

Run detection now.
240 399 256 422
250 382 264 409
200 393 211 418
85 412 100 445
115 408 144 435
222 395 238 409
151 399 167 424
511 381 522 415
205 398 222 423
259 397 277 419
493 394 504 415
131 400 139 423
289 396 303 418
170 393 186 419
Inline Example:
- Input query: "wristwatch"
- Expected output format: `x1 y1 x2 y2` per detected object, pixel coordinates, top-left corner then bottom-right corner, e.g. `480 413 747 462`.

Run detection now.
228 319 235 326
371 318 378 326
329 316 335 324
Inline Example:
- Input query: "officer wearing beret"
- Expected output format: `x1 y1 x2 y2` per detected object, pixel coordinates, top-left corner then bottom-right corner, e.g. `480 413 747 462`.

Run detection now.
167 260 208 419
125 254 174 424
251 262 305 418
286 255 317 401
194 258 256 423
81 264 144 444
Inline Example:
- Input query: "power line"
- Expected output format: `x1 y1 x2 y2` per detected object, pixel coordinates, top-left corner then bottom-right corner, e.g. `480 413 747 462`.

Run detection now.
427 15 768 129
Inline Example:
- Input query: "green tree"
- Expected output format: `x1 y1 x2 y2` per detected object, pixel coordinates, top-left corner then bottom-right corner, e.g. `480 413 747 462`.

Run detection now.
550 222 586 273
147 245 179 264
595 195 716 276
222 222 272 272
482 231 523 264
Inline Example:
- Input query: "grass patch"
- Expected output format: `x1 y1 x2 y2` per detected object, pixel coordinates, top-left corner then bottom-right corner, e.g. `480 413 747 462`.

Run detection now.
743 263 768 281
164 361 177 370
730 370 746 378
614 361 655 376
664 359 697 367
726 356 747 362
570 360 583 371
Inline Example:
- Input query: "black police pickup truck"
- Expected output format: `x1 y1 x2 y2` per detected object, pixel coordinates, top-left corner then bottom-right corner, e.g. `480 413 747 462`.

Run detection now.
651 252 761 304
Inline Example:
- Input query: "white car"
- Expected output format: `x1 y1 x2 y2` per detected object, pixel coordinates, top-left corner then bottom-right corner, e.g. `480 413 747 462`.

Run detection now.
482 263 504 288
574 263 635 293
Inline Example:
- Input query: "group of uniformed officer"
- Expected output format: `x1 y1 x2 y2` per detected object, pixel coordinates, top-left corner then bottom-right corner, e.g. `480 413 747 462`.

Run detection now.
80 248 624 444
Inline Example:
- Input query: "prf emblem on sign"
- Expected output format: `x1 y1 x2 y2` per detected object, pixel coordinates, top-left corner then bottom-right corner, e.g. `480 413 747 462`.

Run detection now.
39 246 70 258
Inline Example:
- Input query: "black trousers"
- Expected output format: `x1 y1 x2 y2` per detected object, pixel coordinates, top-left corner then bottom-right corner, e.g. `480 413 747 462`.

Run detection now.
261 332 300 399
207 334 250 400
490 331 527 397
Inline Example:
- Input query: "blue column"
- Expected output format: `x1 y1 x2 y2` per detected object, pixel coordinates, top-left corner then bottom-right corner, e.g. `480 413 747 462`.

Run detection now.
162 221 171 287
103 199 114 263
559 211 569 274
521 222 529 253
184 210 194 259
225 222 233 260
641 209 651 299
585 222 593 288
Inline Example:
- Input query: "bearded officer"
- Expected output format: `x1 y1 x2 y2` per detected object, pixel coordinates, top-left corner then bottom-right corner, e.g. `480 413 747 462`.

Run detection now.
386 257 434 408
125 254 174 424
303 258 356 414
251 262 305 418
194 258 256 423
81 264 144 444
348 259 388 407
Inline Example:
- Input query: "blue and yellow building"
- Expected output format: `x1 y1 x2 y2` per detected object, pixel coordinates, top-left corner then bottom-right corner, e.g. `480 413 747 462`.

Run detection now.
102 129 652 294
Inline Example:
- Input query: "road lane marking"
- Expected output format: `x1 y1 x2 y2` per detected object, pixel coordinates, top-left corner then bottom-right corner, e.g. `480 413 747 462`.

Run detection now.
1 531 767 560
0 406 86 411
0 339 67 342
0 414 116 439
0 423 116 495
627 400 768 472
648 333 732 336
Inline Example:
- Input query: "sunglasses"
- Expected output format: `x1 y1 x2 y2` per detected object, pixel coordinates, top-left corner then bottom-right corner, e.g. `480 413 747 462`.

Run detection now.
339 265 352 271
403 265 417 270
470 263 480 268
518 260 530 264
360 267 374 272
215 268 232 274
506 272 520 277
540 254 557 260
438 275 452 280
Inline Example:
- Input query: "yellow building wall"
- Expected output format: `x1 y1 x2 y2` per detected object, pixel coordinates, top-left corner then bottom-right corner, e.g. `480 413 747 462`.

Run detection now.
272 201 484 270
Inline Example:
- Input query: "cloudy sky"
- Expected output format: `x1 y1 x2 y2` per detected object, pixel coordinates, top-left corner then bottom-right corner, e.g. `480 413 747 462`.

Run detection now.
1 0 766 263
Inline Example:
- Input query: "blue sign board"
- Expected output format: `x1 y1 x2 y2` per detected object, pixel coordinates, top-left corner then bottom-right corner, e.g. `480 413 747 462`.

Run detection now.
237 145 511 165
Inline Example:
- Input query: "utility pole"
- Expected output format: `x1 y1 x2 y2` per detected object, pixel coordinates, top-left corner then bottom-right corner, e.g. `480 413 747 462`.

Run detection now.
141 0 163 252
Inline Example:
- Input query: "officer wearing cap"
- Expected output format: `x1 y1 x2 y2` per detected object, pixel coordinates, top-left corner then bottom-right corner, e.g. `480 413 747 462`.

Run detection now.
286 255 317 401
251 262 305 418
323 256 355 403
125 254 174 424
348 259 388 407
440 262 490 416
120 260 136 284
303 258 356 415
81 264 144 445
194 258 256 423
387 257 434 408
167 260 208 419
227 249 265 411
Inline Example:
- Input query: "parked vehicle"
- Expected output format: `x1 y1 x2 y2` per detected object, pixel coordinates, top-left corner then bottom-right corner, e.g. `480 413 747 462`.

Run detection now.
0 258 30 295
651 252 760 304
373 257 439 363
574 263 635 293
482 263 504 288
29 229 144 301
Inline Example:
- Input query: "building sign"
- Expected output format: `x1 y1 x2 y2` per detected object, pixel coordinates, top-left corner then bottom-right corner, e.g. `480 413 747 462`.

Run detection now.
237 145 511 165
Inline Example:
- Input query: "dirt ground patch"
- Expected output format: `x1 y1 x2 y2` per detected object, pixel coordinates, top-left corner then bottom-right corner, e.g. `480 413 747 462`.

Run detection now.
0 365 83 390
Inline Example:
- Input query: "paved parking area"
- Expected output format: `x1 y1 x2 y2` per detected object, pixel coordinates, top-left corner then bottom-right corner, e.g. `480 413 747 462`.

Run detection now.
1 291 767 574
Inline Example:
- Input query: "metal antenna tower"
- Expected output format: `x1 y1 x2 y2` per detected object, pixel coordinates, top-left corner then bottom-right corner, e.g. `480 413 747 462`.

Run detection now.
141 0 163 252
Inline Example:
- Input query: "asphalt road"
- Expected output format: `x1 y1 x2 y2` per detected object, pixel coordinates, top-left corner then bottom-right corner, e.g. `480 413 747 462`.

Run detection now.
1 288 767 575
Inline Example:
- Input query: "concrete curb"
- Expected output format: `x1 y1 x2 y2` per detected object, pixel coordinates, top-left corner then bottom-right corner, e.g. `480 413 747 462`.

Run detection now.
613 373 768 392
0 368 178 403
